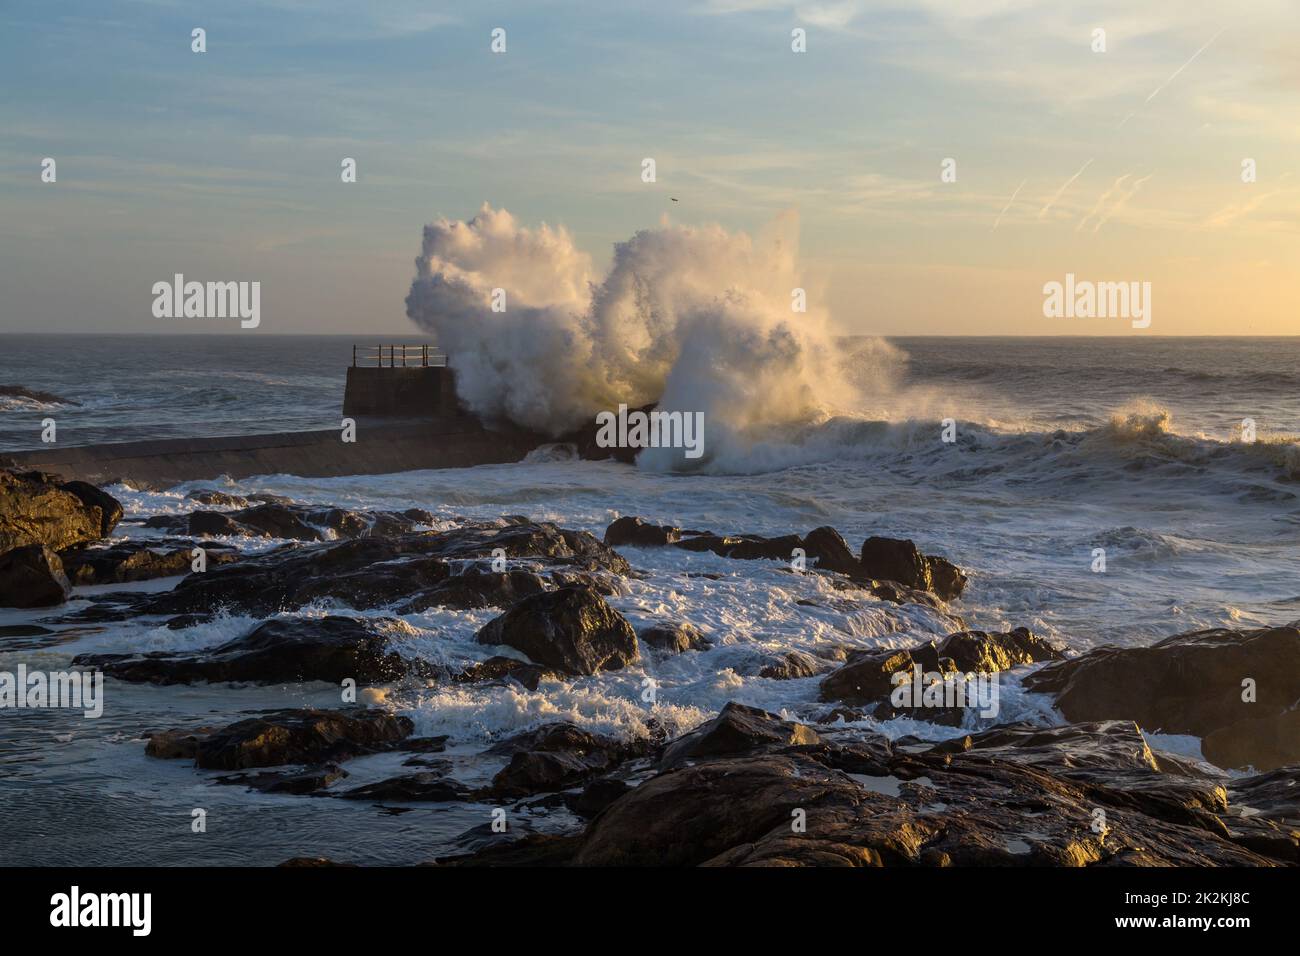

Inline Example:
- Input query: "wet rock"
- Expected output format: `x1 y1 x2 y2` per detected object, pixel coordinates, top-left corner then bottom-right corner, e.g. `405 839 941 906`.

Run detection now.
565 778 633 819
191 708 414 769
660 702 820 769
144 502 429 543
216 764 348 795
144 727 219 760
433 829 584 867
802 526 861 576
74 616 434 686
578 754 860 866
399 568 547 612
492 752 611 798
1224 767 1300 862
475 586 639 676
138 521 627 617
609 517 966 603
577 711 1280 867
1024 625 1300 771
340 773 473 803
757 650 824 680
638 620 708 655
819 628 1062 715
1204 709 1300 772
186 489 249 508
0 469 121 552
0 544 71 608
859 536 967 600
676 532 803 562
61 482 124 538
936 627 1064 672
604 516 680 547
0 384 80 406
454 656 558 691
488 722 643 798
58 540 239 586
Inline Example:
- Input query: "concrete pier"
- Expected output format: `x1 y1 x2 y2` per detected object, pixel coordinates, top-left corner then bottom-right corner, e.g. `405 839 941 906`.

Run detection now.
2 416 547 489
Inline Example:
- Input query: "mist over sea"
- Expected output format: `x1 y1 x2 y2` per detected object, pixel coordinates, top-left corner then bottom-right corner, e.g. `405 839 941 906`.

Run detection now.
2 333 1299 864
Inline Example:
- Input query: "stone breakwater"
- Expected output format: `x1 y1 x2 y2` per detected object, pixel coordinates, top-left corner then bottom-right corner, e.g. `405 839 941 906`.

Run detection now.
2 468 1298 867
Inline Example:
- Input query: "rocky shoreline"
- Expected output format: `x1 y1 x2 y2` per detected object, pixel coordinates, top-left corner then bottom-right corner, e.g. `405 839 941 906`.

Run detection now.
2 467 1297 866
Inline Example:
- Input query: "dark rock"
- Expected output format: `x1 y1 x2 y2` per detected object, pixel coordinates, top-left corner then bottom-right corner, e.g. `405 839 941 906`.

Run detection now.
927 557 968 602
638 620 708 655
58 541 239 586
604 516 681 547
565 778 633 818
575 711 1280 867
488 722 642 798
1024 625 1300 771
137 521 627 617
144 502 430 543
0 469 121 552
1204 709 1300 772
186 489 249 508
454 656 557 691
145 727 219 760
74 615 433 686
492 751 609 798
0 544 71 608
0 384 80 406
475 586 639 676
757 650 824 680
226 503 325 540
433 830 584 867
216 764 348 795
936 627 1065 672
819 629 1062 718
803 526 861 575
675 532 803 562
660 702 820 769
61 482 124 538
399 568 547 612
858 535 968 600
192 708 414 769
340 773 473 802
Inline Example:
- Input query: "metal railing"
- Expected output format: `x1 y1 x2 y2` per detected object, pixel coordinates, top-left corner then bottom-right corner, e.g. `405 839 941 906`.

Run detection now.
352 344 447 368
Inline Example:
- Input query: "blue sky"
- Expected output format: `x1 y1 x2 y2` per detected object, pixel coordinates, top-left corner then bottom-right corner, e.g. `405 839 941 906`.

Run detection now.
2 0 1297 334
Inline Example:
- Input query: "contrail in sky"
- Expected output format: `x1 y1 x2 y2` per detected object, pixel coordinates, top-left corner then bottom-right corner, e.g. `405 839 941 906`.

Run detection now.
1039 159 1093 218
992 179 1027 230
1118 28 1224 128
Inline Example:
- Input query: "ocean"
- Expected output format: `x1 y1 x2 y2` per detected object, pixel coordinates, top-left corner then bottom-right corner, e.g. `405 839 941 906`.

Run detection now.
2 334 1298 864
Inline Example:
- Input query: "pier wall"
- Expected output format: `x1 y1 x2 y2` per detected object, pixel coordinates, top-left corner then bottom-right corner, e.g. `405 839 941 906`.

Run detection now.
342 366 457 417
3 417 547 489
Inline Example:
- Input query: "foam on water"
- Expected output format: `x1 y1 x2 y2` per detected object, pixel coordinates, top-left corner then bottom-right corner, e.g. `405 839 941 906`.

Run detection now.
5 336 1300 862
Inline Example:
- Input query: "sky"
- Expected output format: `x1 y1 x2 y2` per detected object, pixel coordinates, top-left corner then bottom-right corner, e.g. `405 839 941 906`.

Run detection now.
1 0 1297 336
